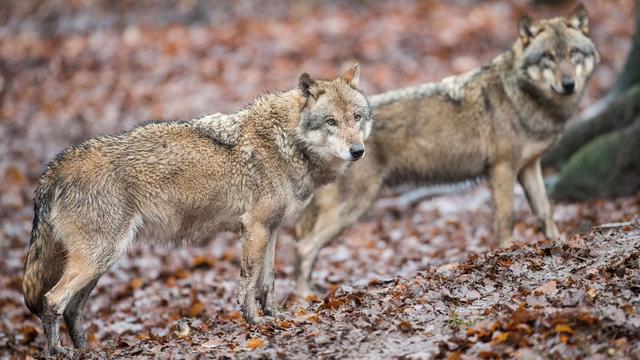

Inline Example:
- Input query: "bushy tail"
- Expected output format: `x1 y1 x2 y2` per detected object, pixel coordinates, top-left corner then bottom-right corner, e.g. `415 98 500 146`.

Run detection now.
23 177 66 317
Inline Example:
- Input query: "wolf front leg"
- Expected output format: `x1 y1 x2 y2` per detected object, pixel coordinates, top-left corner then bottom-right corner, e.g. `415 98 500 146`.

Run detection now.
257 230 278 316
518 158 560 241
238 220 270 324
490 162 517 248
295 221 346 298
294 175 383 298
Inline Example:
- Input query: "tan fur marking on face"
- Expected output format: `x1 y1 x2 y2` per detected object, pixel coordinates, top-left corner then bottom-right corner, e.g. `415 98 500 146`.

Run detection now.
575 63 584 79
584 56 594 74
542 69 556 86
527 66 542 81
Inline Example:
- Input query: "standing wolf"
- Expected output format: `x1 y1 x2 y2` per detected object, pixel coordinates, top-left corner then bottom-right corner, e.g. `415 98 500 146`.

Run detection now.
22 64 372 355
294 4 599 297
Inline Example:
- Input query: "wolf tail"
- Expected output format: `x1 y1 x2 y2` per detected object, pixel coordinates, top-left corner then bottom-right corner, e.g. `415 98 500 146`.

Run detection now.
23 175 66 317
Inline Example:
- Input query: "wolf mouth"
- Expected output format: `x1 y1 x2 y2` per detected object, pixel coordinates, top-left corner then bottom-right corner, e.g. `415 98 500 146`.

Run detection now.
551 86 575 96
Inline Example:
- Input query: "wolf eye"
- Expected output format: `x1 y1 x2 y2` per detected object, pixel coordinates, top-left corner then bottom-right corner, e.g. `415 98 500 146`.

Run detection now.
354 114 362 121
326 118 337 126
542 51 555 60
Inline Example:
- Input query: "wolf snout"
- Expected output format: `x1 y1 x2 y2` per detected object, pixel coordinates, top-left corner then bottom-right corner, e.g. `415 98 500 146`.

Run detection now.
561 77 575 93
349 144 365 160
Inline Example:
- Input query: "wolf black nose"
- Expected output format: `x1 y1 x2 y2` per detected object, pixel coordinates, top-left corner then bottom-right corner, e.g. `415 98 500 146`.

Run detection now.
561 78 575 93
349 144 365 160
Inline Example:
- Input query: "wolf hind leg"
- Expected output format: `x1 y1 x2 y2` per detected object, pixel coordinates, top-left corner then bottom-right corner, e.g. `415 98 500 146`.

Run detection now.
294 174 384 298
42 249 104 356
43 234 129 355
63 278 99 349
257 231 278 316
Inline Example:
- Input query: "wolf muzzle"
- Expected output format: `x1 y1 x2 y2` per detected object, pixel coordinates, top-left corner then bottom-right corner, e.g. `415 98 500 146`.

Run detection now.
349 144 365 160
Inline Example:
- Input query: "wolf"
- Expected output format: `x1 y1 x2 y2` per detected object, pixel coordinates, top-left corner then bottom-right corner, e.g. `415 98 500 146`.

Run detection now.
294 4 599 297
22 64 372 355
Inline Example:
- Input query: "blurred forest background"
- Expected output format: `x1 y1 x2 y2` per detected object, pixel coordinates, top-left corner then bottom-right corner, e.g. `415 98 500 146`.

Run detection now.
1 0 639 358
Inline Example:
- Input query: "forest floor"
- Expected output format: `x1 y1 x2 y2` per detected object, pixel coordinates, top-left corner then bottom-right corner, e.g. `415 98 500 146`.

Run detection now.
1 0 639 358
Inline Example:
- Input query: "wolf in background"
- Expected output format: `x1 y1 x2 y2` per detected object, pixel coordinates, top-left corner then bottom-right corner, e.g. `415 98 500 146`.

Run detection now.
23 64 372 355
294 4 599 297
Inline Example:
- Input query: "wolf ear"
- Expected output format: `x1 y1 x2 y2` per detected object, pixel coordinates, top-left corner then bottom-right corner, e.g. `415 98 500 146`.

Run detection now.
341 63 360 89
518 14 536 46
299 73 319 98
567 3 589 34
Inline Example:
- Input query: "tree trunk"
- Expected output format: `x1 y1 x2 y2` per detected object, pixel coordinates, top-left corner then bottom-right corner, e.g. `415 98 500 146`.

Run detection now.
543 86 640 168
551 117 640 201
611 2 640 95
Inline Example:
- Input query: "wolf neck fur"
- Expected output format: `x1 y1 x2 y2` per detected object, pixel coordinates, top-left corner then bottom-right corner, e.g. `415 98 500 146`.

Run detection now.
500 49 579 138
241 90 346 198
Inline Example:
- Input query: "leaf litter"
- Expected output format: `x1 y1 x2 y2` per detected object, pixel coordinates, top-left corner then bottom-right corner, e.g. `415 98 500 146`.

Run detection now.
0 0 639 358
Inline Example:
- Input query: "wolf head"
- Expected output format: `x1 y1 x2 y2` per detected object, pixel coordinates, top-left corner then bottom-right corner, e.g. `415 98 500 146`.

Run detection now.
514 3 599 100
297 64 372 162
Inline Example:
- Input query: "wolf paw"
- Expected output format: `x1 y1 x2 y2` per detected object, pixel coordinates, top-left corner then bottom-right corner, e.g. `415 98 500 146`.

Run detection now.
242 311 262 325
241 299 261 324
544 224 560 241
257 290 279 316
262 303 280 316
294 282 317 300
47 345 74 358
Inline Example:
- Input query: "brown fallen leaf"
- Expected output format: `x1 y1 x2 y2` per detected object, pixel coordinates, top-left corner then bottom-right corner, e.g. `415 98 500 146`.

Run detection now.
246 338 264 350
193 256 215 269
554 324 575 335
276 319 293 329
198 338 223 351
533 280 557 296
305 293 320 303
497 257 513 267
129 277 144 290
175 269 191 279
20 325 38 344
223 311 242 321
398 320 413 333
189 301 206 317
492 331 509 344
223 249 236 262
